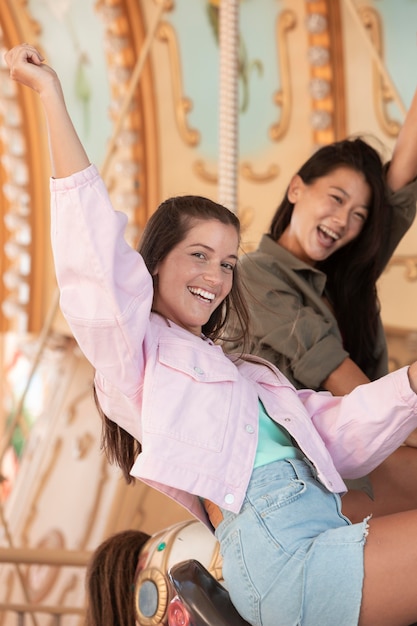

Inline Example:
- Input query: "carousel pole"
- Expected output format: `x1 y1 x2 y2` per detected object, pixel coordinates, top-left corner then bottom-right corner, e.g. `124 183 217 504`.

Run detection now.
218 0 239 213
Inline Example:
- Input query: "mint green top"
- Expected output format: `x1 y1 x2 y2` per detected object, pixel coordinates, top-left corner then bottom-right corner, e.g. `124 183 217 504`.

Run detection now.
253 400 301 468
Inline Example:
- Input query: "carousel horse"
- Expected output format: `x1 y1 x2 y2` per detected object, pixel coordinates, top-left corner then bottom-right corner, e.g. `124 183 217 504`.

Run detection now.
132 520 250 626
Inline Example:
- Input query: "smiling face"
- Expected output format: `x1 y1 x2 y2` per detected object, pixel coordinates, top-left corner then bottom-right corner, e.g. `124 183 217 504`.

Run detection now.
278 166 371 265
152 218 239 336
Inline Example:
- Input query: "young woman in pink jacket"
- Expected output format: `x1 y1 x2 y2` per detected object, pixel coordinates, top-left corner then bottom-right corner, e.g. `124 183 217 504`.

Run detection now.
6 43 417 626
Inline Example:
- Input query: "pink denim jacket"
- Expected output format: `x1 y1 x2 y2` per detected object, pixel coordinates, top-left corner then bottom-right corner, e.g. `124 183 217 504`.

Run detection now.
50 165 417 526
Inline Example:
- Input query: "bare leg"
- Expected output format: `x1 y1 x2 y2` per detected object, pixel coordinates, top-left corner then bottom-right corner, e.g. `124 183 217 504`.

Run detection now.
359 510 417 626
342 446 417 523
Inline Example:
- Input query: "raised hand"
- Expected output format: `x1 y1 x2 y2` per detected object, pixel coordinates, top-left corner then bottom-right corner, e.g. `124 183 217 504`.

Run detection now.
4 43 58 95
5 43 90 177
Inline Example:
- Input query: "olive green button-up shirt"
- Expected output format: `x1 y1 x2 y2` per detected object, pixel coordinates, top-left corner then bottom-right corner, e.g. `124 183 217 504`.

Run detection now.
231 175 417 391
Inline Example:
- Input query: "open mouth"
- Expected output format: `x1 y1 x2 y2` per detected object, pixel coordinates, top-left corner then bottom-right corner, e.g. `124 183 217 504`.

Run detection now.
317 224 340 243
188 286 215 303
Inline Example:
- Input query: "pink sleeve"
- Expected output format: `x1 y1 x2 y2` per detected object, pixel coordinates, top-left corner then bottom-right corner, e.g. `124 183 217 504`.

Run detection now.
298 367 417 478
50 164 154 397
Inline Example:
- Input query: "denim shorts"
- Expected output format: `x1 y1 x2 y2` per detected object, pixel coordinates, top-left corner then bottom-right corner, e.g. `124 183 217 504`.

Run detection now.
215 458 369 626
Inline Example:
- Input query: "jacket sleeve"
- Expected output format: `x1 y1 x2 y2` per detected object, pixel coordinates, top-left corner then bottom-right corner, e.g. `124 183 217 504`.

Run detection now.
377 165 417 275
298 367 417 478
50 164 154 398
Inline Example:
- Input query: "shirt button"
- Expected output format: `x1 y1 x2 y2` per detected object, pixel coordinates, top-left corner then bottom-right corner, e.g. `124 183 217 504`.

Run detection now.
224 493 234 505
193 366 204 375
245 424 255 434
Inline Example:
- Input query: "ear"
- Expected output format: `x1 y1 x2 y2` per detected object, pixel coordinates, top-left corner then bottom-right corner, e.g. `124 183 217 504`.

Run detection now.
287 174 303 203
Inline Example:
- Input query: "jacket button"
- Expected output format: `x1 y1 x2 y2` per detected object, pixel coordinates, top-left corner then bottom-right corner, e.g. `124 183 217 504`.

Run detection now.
245 424 255 434
224 493 234 504
193 366 204 375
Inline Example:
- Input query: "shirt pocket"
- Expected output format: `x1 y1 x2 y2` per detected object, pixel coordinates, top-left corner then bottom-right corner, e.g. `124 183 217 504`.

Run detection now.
144 339 238 452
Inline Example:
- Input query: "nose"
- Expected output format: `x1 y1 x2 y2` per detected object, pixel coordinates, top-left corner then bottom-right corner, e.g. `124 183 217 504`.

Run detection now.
333 206 349 228
203 265 222 285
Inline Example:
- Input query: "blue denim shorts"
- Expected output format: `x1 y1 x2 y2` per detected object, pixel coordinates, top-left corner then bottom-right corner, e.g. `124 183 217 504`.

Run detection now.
215 458 369 626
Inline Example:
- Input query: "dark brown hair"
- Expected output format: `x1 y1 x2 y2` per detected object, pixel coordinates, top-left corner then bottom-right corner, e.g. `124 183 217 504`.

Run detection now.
139 195 249 341
85 529 150 626
97 195 250 483
269 137 390 374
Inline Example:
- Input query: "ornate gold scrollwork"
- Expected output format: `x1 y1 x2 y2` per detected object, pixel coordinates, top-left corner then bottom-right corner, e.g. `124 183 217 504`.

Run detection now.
152 0 174 10
157 21 200 147
358 7 401 138
193 159 217 184
22 439 63 546
387 256 417 281
207 541 224 584
238 206 255 237
240 162 279 183
26 529 65 603
135 567 169 625
193 161 279 186
79 456 111 548
269 10 296 142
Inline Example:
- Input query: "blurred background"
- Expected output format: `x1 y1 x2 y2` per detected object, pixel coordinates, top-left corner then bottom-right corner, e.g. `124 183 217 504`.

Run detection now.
1 0 417 623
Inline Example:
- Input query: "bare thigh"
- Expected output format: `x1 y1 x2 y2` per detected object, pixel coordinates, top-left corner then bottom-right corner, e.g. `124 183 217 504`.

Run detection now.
342 446 417 523
359 510 417 626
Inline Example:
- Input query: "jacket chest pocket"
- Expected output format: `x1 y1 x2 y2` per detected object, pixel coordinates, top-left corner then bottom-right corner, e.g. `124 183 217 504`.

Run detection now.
144 340 238 452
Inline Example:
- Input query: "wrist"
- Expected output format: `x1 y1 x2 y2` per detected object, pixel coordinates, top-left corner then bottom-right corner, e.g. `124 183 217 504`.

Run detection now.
39 75 65 104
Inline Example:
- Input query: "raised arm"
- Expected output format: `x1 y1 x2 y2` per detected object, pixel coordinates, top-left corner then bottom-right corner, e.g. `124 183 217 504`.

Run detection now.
5 44 90 178
386 87 417 191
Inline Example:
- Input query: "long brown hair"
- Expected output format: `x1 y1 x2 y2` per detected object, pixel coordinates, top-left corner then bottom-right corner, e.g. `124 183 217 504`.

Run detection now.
96 195 251 483
269 137 389 374
85 529 150 626
140 195 250 341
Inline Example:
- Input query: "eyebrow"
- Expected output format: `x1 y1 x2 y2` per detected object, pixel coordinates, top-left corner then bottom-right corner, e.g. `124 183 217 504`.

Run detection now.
187 242 238 260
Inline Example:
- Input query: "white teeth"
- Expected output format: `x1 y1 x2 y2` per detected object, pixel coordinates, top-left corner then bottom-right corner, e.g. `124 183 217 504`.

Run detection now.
188 287 215 301
319 225 340 240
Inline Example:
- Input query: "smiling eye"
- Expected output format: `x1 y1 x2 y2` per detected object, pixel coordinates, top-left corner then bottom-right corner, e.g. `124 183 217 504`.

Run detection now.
353 210 368 222
221 262 235 272
192 252 206 260
331 194 343 204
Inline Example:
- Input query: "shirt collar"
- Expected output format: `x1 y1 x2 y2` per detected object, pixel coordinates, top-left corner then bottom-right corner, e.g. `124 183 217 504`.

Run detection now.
257 234 327 295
